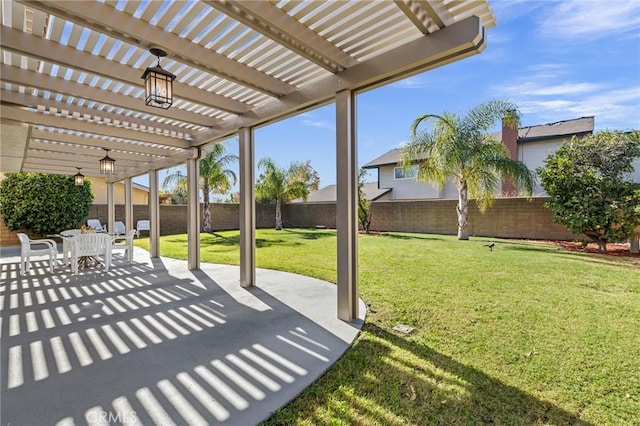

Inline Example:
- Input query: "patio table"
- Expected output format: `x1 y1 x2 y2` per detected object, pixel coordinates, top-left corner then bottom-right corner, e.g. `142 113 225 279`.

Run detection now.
47 232 105 270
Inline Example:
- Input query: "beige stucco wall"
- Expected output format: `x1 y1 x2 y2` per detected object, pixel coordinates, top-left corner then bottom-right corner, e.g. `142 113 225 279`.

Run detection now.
87 177 148 205
517 138 565 196
519 137 640 196
377 165 446 199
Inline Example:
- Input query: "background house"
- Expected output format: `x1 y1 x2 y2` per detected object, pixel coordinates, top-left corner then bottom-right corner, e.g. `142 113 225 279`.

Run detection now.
362 116 640 200
506 116 593 195
88 177 149 205
291 182 390 203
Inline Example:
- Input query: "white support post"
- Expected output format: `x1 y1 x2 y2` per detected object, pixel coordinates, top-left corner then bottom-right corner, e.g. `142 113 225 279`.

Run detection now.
149 170 160 258
107 181 115 234
336 89 359 322
124 177 133 232
187 157 200 270
239 127 256 287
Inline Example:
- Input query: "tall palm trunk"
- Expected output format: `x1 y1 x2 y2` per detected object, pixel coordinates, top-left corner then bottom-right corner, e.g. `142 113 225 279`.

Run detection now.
457 180 469 240
275 198 283 230
202 183 212 232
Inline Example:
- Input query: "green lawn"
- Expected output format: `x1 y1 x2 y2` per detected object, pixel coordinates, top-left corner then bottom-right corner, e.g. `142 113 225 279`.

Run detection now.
135 229 640 425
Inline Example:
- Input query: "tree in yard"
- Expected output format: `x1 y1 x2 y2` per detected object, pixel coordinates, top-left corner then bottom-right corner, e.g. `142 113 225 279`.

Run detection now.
162 143 238 232
162 170 187 204
199 144 238 232
538 130 640 252
256 158 320 230
401 100 535 240
0 173 93 237
358 168 372 233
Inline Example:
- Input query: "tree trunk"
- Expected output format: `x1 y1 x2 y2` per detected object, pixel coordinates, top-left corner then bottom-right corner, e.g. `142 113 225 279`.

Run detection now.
597 236 607 253
585 232 608 252
202 184 212 232
275 198 282 230
364 212 372 234
457 181 469 240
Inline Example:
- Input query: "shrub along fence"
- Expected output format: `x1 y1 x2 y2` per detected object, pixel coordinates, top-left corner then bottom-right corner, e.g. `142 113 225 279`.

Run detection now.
1 198 575 246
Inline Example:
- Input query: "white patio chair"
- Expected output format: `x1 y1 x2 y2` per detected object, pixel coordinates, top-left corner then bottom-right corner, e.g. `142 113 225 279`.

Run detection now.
60 229 81 265
136 220 150 238
112 229 136 262
86 219 107 233
69 233 112 275
17 233 58 275
114 221 126 236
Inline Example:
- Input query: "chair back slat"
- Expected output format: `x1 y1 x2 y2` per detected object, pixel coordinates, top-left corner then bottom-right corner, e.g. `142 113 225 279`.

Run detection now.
72 233 111 257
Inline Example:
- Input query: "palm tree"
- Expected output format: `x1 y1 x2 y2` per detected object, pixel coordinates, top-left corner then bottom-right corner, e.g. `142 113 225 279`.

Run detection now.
256 157 319 230
401 100 535 240
162 170 187 204
199 144 238 232
162 143 237 232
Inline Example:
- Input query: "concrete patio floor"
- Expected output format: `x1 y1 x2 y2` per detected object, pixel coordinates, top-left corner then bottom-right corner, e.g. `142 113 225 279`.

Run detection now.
0 245 366 425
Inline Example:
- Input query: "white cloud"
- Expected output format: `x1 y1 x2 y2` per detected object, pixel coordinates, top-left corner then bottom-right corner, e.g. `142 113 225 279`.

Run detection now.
392 76 430 89
500 81 603 96
492 70 640 130
299 113 334 130
491 0 544 23
539 0 640 40
510 87 640 129
524 63 568 80
301 119 334 129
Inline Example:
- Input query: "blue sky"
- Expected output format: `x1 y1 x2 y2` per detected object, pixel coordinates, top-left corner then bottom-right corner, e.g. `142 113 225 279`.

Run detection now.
141 0 640 194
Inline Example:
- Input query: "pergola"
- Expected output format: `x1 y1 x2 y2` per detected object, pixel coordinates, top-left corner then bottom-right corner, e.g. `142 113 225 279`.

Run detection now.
0 0 495 321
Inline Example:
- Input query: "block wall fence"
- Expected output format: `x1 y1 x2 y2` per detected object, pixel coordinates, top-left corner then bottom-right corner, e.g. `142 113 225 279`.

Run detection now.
1 198 574 246
285 198 574 240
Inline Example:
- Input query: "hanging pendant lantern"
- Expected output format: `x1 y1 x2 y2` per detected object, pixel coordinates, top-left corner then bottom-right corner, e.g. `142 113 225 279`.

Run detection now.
99 149 115 174
141 48 176 109
74 167 85 186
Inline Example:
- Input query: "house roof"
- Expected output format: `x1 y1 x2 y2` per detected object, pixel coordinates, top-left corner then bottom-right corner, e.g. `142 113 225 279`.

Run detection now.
516 116 594 143
291 182 390 203
362 149 403 169
364 116 596 168
0 0 495 181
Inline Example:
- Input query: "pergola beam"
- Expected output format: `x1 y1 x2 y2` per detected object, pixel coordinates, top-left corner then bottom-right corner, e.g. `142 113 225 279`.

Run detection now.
0 62 217 129
193 15 485 145
0 25 249 116
29 128 182 158
109 147 200 182
1 89 193 139
27 145 157 165
20 1 295 98
0 104 190 148
24 154 145 171
393 0 442 34
205 0 358 73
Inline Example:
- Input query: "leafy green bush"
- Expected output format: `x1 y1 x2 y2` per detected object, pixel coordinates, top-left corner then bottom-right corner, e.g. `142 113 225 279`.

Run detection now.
538 130 640 252
0 173 93 237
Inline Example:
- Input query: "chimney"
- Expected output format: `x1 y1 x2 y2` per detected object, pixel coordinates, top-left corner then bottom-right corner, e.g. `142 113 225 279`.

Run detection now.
501 118 518 195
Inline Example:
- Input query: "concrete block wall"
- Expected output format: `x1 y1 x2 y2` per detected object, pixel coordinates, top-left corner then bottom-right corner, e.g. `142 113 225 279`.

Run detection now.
0 198 574 246
284 203 336 228
88 203 276 235
284 198 574 241
371 197 574 240
0 220 24 246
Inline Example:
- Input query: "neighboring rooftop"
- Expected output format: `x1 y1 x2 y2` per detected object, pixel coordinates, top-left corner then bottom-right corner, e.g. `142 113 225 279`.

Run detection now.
292 183 390 203
362 149 404 169
364 116 596 168
517 116 594 143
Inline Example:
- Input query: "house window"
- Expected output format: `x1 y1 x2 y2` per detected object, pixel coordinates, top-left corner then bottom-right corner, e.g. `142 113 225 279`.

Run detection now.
394 165 417 180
